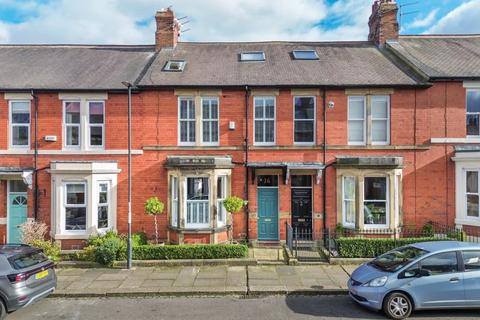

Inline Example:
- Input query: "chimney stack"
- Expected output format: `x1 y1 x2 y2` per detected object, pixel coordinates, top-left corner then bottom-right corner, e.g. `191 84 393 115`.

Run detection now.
368 0 399 46
155 8 181 51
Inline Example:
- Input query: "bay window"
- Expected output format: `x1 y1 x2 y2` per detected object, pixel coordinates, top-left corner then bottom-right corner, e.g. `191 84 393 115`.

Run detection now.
294 96 315 144
217 176 227 227
363 177 388 227
179 97 196 145
254 96 275 145
342 176 356 227
64 183 87 231
171 176 179 227
467 90 480 136
97 182 109 229
466 170 479 218
186 177 210 228
202 97 219 144
9 101 31 148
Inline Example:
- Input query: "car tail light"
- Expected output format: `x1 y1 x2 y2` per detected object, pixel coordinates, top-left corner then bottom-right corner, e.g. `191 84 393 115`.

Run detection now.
7 273 28 283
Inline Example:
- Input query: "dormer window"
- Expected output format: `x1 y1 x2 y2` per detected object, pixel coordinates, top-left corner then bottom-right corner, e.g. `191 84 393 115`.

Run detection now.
292 50 319 60
240 51 265 62
164 60 186 72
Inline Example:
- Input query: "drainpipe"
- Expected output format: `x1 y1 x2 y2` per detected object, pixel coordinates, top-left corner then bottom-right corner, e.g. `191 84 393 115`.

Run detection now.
322 89 327 234
244 85 250 242
31 90 39 220
122 81 133 270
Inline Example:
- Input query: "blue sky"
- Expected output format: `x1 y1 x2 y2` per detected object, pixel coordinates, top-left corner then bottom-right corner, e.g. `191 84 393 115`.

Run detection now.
0 0 479 44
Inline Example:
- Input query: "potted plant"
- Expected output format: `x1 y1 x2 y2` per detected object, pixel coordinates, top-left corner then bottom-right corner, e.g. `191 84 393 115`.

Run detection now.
144 197 164 244
223 196 247 215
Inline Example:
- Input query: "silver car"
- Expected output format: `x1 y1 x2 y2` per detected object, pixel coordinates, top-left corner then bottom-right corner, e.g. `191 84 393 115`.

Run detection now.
0 244 56 319
348 241 480 319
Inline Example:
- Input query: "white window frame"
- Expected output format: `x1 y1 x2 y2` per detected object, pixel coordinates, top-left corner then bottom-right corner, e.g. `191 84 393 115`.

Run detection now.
178 97 196 146
9 100 31 149
347 96 366 145
171 176 179 228
467 89 480 138
253 96 276 146
465 170 480 219
87 101 105 149
63 100 82 149
371 95 390 145
63 181 87 234
96 181 110 230
293 96 316 145
184 176 210 229
342 176 356 228
363 176 389 229
217 176 227 228
201 97 220 146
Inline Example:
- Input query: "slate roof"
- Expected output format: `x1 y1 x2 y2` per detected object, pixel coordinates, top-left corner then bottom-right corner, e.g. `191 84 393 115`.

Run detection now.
387 35 480 79
0 45 155 90
138 41 423 87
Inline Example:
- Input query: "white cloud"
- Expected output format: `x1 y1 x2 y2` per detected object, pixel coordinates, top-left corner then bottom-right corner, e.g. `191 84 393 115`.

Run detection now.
408 9 439 29
0 0 373 44
427 0 480 34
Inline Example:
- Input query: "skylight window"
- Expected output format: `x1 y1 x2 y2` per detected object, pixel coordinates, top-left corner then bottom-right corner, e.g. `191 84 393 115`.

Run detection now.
163 60 186 72
240 51 265 62
292 50 319 60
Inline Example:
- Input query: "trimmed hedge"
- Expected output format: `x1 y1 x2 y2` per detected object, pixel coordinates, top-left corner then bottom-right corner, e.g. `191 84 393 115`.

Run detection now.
336 237 451 258
132 244 248 260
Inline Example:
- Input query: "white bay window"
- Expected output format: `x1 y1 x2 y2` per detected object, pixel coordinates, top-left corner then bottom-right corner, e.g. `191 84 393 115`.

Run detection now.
186 177 210 228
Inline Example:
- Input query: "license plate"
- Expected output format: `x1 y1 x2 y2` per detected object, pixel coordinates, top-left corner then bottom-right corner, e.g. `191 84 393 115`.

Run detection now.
35 270 48 280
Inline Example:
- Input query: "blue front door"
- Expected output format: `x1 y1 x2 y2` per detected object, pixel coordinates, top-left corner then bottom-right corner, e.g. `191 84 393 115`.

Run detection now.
8 193 28 244
257 188 279 240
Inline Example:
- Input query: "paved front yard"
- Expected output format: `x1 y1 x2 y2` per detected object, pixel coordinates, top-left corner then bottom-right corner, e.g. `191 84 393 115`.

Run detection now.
55 265 350 296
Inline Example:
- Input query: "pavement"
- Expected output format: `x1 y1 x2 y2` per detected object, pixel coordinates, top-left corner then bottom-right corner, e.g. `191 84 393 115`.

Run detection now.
11 296 480 320
54 265 352 297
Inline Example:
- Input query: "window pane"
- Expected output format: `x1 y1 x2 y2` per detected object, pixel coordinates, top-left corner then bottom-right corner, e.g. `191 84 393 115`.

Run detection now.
364 202 387 225
265 120 275 142
188 101 195 119
348 120 364 142
372 120 387 142
66 184 85 204
211 101 218 118
294 120 314 142
343 177 355 200
66 126 79 146
467 171 478 193
211 121 218 142
265 104 275 119
11 102 30 124
12 126 29 146
364 177 387 200
180 100 188 119
463 251 480 271
257 175 278 187
203 122 210 142
202 101 210 119
348 98 364 119
99 184 108 203
90 126 103 146
65 207 86 230
467 195 479 217
291 175 312 187
98 207 108 229
344 201 355 224
420 252 458 275
255 105 264 118
187 178 209 200
295 97 314 119
89 102 104 124
188 121 195 142
467 91 480 113
372 97 388 118
65 102 80 124
255 121 264 142
467 114 479 136
9 180 28 193
217 176 226 198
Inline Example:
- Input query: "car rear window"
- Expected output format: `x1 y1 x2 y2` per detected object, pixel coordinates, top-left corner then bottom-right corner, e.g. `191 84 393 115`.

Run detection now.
9 251 48 270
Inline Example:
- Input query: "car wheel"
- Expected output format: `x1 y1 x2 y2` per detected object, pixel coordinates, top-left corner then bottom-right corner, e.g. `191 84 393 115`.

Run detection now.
0 301 6 320
383 292 412 319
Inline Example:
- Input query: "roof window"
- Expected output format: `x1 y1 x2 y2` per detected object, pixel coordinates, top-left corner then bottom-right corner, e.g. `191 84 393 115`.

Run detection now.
240 51 265 62
163 60 186 72
292 50 319 60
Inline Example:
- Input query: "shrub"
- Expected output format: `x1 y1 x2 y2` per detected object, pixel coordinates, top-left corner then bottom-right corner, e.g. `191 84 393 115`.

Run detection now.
223 196 246 214
336 237 451 258
74 245 97 262
95 238 123 266
422 223 434 237
30 240 61 262
18 220 48 244
133 244 248 260
132 232 148 246
86 230 121 247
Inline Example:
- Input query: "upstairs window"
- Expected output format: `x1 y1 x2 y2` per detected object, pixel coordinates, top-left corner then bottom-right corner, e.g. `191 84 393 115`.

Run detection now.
254 97 276 145
467 89 480 136
64 101 81 148
371 96 390 145
89 102 104 148
294 96 315 144
348 96 366 145
178 97 196 145
202 97 219 145
348 95 390 145
240 51 265 62
164 60 186 72
292 50 319 60
9 101 31 148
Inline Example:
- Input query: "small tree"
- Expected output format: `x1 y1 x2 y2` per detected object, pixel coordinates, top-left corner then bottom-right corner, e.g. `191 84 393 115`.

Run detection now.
144 197 165 244
223 196 247 214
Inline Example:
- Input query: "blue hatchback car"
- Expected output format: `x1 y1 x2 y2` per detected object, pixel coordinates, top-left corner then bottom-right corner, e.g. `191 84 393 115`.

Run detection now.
348 241 480 319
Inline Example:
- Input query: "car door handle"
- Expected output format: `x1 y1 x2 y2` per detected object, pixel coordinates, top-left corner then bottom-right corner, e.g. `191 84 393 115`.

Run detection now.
449 277 460 283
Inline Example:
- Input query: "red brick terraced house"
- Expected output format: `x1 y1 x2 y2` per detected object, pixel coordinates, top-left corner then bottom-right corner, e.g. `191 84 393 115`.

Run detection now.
0 0 479 249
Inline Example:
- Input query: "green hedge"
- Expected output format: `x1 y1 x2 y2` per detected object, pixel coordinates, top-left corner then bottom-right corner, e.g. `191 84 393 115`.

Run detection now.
132 244 248 260
336 237 450 258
